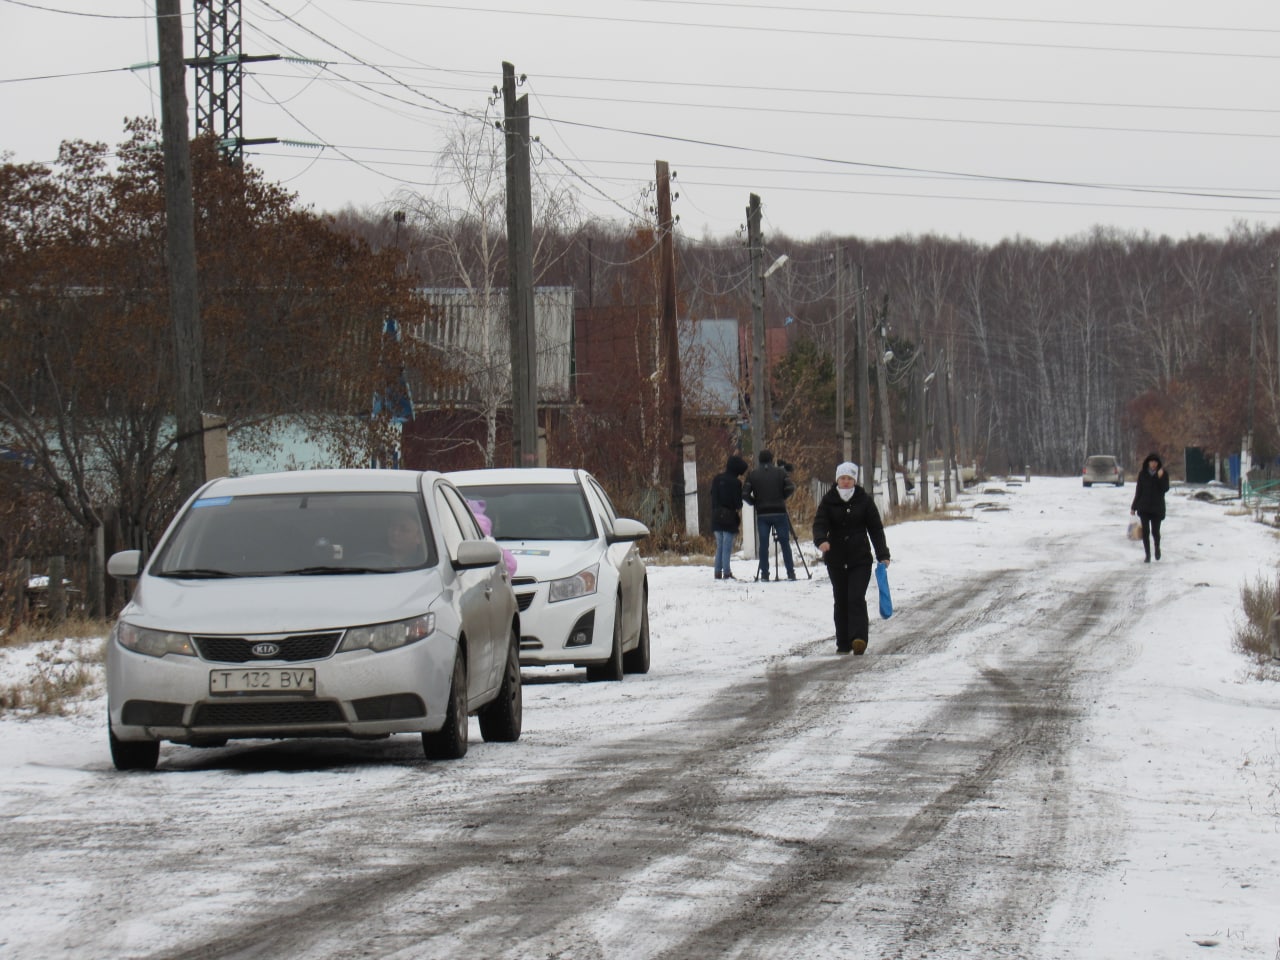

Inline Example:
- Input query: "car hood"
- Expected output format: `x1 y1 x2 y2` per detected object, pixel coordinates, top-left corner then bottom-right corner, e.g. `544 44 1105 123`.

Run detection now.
121 570 447 634
502 540 603 581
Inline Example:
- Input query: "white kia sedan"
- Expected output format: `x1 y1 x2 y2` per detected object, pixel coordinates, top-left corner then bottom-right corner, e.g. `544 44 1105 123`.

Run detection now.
105 469 521 771
446 468 650 681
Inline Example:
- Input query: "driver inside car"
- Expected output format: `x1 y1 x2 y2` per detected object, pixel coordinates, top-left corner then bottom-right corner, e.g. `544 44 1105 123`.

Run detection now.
386 513 426 565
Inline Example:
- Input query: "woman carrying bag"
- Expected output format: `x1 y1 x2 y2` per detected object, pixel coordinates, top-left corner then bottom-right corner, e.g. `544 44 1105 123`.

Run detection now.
812 462 891 655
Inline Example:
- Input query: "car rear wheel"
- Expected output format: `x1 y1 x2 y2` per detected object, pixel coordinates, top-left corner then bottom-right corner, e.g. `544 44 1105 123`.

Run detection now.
586 598 624 682
479 625 522 743
422 650 468 760
109 725 159 771
622 591 650 675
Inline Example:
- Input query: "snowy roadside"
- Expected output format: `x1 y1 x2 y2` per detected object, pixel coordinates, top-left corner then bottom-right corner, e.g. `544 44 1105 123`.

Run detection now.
0 477 1278 959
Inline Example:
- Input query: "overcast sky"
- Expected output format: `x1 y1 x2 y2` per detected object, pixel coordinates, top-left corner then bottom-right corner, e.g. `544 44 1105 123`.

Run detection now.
6 0 1280 246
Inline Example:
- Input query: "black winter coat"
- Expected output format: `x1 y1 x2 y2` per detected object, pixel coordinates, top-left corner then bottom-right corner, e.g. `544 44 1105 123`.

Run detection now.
1131 452 1171 517
710 457 748 533
812 485 890 568
743 464 795 514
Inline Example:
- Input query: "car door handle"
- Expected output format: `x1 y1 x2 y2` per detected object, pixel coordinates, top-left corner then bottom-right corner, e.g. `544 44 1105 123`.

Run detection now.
485 586 493 600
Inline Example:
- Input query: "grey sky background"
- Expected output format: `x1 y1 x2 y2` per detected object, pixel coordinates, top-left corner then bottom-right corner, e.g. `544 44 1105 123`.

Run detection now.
5 0 1280 246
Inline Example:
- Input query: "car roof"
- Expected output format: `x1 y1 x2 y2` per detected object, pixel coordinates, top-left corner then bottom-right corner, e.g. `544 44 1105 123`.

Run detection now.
198 469 440 498
446 467 585 487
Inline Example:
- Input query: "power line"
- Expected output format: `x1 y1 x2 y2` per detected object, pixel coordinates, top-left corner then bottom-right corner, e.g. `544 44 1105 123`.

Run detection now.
334 1 1280 61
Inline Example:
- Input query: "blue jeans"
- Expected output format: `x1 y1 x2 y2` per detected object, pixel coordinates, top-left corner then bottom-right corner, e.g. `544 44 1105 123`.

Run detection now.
713 529 735 576
756 513 794 578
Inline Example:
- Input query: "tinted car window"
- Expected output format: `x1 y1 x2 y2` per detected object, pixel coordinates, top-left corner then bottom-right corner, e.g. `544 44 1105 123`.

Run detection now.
151 491 436 576
455 483 596 541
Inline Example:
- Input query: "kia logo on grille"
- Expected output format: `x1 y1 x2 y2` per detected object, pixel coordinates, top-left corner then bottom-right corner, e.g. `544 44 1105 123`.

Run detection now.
251 642 281 658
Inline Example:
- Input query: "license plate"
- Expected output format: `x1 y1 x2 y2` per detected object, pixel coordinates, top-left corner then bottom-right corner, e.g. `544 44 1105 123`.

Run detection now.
209 668 316 694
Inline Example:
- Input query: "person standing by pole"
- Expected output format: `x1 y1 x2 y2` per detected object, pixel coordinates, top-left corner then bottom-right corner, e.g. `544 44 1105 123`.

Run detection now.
1130 452 1170 563
743 450 796 581
709 455 748 580
813 462 890 655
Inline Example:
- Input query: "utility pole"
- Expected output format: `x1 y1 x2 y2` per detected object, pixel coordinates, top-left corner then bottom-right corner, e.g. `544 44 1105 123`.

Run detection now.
655 160 684 530
834 250 844 444
502 62 537 467
747 193 765 459
157 0 206 499
918 344 931 512
940 347 955 502
874 294 898 510
856 264 872 485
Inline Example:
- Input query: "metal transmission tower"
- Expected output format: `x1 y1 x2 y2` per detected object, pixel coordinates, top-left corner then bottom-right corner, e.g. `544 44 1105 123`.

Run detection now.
193 0 243 160
192 0 279 161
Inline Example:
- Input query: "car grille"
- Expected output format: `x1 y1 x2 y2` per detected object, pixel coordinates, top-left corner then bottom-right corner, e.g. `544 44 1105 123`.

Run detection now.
192 700 345 726
511 576 538 612
193 632 343 664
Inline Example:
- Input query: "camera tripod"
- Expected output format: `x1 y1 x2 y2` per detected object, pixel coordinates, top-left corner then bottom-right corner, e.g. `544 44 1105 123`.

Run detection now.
755 512 813 581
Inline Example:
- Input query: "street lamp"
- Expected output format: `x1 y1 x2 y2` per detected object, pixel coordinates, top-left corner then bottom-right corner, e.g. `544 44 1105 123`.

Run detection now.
750 252 792 460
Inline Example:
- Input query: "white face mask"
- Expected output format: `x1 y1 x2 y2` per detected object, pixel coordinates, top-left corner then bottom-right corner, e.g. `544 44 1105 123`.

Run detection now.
837 486 856 501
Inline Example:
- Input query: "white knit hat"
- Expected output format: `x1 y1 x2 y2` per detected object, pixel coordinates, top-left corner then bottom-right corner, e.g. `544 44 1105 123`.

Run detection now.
835 461 858 481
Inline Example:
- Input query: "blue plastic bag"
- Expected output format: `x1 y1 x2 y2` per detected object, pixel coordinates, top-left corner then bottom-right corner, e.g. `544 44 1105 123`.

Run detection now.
876 562 893 619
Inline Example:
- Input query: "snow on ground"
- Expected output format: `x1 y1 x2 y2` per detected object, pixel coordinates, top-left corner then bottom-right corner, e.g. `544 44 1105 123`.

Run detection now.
0 475 1278 958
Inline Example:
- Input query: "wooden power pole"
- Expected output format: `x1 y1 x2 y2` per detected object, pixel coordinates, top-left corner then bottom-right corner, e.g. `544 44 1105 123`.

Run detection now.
502 62 537 467
747 194 765 459
856 264 872 484
655 161 684 529
157 0 206 499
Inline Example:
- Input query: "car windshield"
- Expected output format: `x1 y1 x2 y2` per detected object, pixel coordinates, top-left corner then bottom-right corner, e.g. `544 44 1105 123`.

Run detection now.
1087 457 1116 470
150 491 436 577
456 483 596 541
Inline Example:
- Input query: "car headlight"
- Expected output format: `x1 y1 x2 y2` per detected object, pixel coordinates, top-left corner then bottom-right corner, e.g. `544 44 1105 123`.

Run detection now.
114 621 195 658
548 563 599 603
340 613 436 653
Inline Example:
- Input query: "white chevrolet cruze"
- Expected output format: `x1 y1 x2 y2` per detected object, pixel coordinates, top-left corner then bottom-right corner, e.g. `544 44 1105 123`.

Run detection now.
105 469 521 771
446 468 650 681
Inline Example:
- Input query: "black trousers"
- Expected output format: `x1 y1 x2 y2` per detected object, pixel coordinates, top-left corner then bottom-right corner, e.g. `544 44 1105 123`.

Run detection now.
1138 512 1163 558
828 562 873 647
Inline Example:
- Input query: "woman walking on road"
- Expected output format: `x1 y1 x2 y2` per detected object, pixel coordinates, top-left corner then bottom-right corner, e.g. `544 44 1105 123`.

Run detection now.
1131 451 1171 563
812 462 891 655
710 455 748 580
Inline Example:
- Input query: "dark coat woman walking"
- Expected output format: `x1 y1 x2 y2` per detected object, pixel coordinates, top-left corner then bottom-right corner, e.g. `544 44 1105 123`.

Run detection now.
812 462 890 655
1130 451 1170 562
709 455 748 580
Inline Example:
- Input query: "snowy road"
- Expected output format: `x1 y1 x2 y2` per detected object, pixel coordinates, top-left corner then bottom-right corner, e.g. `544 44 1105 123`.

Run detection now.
2 477 1278 959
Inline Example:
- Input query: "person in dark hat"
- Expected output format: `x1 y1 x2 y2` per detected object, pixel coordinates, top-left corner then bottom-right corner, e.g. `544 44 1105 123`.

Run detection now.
813 461 890 655
1130 452 1170 562
709 454 749 580
743 449 796 581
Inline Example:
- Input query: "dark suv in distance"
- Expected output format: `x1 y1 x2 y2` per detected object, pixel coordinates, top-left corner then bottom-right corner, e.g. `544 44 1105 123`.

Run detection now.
1082 455 1124 487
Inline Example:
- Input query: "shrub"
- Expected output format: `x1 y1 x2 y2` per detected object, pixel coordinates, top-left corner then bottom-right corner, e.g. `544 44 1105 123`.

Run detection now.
1234 572 1280 667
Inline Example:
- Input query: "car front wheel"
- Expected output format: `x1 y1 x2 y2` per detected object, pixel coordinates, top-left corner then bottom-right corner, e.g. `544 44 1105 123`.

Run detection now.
622 591 650 675
422 650 468 760
479 625 522 743
586 598 624 682
109 725 159 771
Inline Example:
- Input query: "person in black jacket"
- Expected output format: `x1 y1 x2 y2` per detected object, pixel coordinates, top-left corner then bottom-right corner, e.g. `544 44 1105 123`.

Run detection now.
743 449 797 581
812 461 891 655
709 454 749 580
1130 451 1170 562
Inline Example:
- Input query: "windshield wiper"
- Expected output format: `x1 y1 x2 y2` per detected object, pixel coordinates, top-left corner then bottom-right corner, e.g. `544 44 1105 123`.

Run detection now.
282 565 383 575
156 568 237 579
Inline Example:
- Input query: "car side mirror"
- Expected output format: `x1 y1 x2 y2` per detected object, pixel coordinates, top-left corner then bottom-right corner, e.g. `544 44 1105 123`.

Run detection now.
107 550 142 579
453 539 503 570
606 518 650 544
